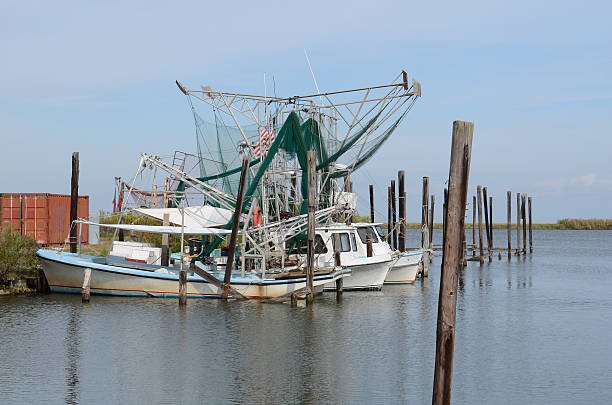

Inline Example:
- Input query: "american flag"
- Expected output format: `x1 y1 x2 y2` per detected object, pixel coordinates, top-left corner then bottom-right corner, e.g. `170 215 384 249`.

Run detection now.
254 126 274 158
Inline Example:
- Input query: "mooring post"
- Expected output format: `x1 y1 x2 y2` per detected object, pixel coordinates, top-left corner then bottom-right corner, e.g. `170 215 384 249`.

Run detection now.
422 176 430 249
516 193 521 255
489 196 494 253
178 200 187 306
476 186 485 263
442 188 448 246
334 250 343 295
161 213 170 266
507 191 512 259
70 152 79 253
472 195 477 256
369 184 375 223
82 268 91 302
433 120 473 405
366 234 373 257
391 179 397 250
482 187 491 261
387 186 392 247
306 151 316 304
429 195 435 249
222 156 250 300
398 171 406 252
522 194 527 255
528 197 533 253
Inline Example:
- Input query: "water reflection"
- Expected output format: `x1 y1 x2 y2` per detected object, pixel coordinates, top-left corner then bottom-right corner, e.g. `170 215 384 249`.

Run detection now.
64 306 81 405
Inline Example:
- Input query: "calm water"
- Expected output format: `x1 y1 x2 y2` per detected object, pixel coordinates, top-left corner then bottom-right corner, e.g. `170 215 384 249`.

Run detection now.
1 229 611 404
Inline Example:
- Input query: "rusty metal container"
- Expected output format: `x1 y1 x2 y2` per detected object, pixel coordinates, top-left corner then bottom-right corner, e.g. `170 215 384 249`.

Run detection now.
0 193 89 245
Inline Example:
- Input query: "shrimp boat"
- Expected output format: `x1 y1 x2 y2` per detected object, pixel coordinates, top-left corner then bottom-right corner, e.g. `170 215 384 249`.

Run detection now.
353 223 424 284
37 222 349 299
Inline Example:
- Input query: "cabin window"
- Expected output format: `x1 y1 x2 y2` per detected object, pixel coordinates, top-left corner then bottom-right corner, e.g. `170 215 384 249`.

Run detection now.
332 233 352 252
350 233 358 252
375 225 386 240
291 235 327 254
357 227 379 244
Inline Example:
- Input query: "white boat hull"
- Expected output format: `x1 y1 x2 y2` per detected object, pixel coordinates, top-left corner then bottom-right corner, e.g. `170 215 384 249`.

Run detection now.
385 252 423 284
38 250 346 299
323 256 391 291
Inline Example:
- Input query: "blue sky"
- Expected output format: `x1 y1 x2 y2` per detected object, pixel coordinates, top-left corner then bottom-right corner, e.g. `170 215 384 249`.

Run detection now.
1 0 611 222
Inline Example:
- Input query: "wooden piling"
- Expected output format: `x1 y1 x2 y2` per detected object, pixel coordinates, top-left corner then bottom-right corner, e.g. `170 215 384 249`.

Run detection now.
178 269 187 305
387 186 392 247
398 171 406 252
82 268 91 302
432 120 473 405
516 193 521 255
506 191 512 259
391 180 397 250
222 156 250 299
422 177 430 248
161 213 170 266
366 234 373 257
472 196 476 255
442 188 448 246
476 186 485 263
369 184 375 223
429 195 435 249
482 187 491 260
306 151 316 303
489 196 493 251
528 197 533 253
70 152 79 253
334 250 343 295
521 194 527 254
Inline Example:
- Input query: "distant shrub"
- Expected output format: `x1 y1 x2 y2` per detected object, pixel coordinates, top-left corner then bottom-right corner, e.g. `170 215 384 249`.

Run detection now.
0 227 40 285
557 219 612 230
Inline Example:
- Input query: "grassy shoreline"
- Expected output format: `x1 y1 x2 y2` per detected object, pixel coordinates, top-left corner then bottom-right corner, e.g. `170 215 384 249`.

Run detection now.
399 219 612 230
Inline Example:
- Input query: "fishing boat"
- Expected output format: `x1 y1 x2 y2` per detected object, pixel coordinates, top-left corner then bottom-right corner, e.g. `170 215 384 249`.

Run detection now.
353 222 423 284
37 222 349 299
305 223 392 291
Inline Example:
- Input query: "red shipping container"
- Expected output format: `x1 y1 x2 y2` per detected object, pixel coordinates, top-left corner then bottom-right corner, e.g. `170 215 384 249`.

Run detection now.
0 193 89 245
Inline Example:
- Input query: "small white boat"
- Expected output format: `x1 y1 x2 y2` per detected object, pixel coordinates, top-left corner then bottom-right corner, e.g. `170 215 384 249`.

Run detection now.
37 249 348 299
353 223 423 284
302 223 392 291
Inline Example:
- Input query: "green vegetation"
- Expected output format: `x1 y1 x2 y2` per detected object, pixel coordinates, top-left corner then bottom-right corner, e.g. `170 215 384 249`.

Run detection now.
0 227 40 290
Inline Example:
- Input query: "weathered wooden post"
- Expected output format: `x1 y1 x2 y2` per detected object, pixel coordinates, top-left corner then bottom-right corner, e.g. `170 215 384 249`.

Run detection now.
432 120 473 405
369 184 375 223
82 268 91 302
398 171 406 252
429 195 435 249
528 197 533 253
472 196 477 255
387 186 392 247
306 151 316 304
489 196 494 251
476 186 485 263
442 188 448 245
516 193 521 255
482 187 491 261
70 152 79 253
422 176 430 248
222 156 250 300
391 180 397 250
161 213 170 266
178 200 187 306
334 248 342 295
344 176 353 225
507 191 512 259
522 194 527 254
366 234 373 257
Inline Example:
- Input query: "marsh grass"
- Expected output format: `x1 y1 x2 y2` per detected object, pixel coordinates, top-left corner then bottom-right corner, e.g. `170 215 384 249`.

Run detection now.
0 226 40 286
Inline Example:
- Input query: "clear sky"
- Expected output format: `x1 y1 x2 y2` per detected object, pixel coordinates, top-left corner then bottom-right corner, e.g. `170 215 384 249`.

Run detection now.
1 0 610 222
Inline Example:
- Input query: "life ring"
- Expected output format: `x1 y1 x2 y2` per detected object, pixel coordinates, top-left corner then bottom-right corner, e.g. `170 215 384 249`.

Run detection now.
253 206 262 227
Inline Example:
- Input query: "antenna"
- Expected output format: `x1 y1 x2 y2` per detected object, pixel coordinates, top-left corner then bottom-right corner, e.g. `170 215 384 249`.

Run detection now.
303 49 324 105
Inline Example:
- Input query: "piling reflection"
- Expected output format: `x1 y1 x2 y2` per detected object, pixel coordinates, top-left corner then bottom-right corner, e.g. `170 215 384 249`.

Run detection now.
64 305 81 405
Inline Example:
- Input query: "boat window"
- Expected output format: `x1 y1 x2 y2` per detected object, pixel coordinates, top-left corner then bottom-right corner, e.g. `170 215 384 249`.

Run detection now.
314 235 328 254
350 233 358 252
332 233 352 252
357 227 380 244
375 225 387 240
